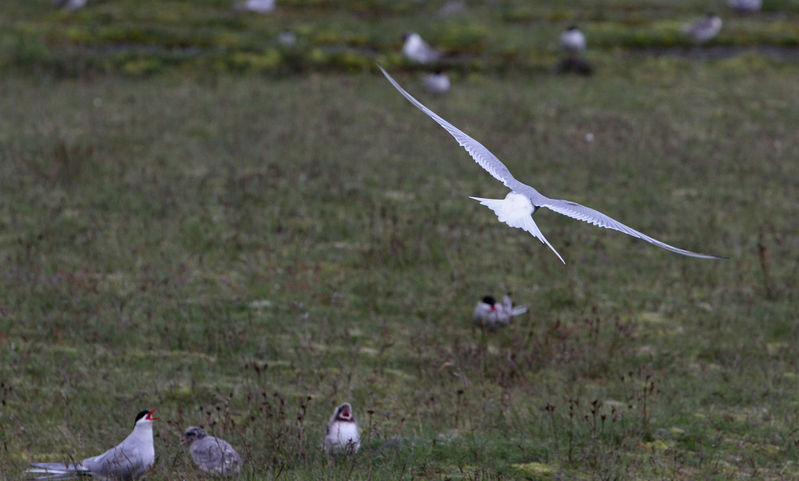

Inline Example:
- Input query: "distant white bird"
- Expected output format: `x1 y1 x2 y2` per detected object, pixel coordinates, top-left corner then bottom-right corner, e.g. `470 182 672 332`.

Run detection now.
560 25 586 54
27 409 157 480
423 71 450 94
728 0 762 13
277 30 297 46
402 32 442 64
682 13 723 43
182 426 241 476
438 0 466 17
378 65 720 264
324 403 360 455
474 295 527 331
234 0 275 13
52 0 86 11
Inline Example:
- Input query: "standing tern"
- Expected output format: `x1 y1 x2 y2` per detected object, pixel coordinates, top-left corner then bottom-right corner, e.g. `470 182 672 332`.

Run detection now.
560 25 586 54
27 409 158 480
423 70 451 95
378 65 720 264
323 403 361 456
728 0 761 13
182 426 241 476
681 13 723 43
402 32 442 64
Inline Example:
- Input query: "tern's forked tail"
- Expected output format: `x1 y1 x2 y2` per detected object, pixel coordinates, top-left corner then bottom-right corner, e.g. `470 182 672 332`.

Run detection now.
470 195 566 264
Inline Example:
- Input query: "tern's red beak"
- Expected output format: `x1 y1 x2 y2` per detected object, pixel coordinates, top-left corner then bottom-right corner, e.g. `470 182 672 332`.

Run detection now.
146 408 159 421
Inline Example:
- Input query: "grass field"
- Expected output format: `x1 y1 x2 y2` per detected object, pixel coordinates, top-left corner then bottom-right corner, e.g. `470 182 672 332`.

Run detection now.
1 1 798 480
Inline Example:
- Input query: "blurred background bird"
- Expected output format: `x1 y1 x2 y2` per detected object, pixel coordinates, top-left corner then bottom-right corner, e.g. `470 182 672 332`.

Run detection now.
560 25 586 55
422 70 450 94
473 295 528 331
234 0 275 13
682 13 723 42
728 0 762 14
402 31 442 64
52 0 86 11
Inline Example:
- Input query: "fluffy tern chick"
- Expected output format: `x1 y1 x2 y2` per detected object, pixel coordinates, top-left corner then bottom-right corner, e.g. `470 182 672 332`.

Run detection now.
182 426 241 476
324 403 360 455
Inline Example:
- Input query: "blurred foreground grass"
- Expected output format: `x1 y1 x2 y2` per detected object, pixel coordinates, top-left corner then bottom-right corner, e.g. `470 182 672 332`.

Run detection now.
0 50 797 479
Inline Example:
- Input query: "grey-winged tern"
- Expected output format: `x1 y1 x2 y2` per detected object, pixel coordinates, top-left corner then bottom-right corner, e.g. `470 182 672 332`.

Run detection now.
28 409 157 480
378 65 720 264
474 295 527 331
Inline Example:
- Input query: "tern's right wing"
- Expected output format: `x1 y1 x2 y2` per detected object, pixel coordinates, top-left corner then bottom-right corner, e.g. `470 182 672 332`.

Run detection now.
378 65 528 192
540 197 721 259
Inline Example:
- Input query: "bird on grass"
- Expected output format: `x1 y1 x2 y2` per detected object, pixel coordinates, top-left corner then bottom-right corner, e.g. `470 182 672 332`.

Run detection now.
557 25 594 75
728 0 761 14
682 13 723 43
560 25 586 55
234 0 275 13
402 32 442 64
27 409 158 480
52 0 87 11
377 65 721 264
182 426 241 476
423 71 450 95
324 403 360 456
474 295 527 331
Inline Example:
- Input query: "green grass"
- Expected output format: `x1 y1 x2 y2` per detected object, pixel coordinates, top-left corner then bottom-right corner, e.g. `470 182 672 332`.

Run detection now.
2 0 799 76
1 3 799 481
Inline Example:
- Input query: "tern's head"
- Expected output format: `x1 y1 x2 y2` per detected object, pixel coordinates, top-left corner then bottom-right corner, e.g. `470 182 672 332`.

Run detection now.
182 426 208 445
134 409 158 427
333 403 355 422
481 296 496 306
566 25 579 31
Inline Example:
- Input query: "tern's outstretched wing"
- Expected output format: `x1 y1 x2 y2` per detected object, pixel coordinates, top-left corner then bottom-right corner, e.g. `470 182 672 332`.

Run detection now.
378 64 530 192
540 198 720 259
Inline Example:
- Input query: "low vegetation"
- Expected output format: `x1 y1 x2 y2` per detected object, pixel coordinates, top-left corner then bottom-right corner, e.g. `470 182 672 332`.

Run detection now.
0 1 798 480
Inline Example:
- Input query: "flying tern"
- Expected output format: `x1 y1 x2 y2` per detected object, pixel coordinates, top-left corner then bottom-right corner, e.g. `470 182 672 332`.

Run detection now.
324 403 360 456
27 409 158 481
378 65 720 264
182 426 241 476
